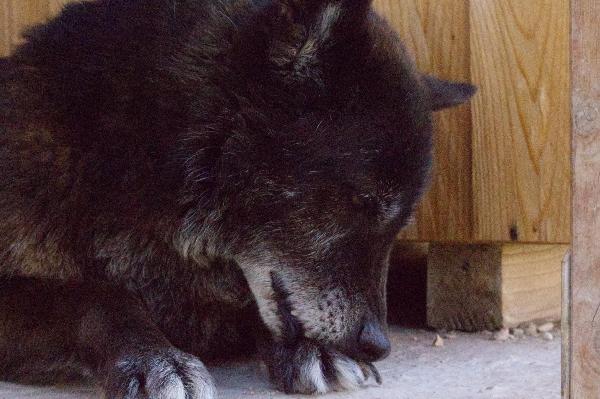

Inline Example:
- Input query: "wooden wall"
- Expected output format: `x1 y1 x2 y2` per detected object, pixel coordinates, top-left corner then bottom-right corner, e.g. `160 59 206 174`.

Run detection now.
374 0 571 245
2 0 572 245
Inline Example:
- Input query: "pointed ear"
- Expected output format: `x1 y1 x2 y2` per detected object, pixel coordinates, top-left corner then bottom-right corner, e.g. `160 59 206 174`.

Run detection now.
423 75 477 111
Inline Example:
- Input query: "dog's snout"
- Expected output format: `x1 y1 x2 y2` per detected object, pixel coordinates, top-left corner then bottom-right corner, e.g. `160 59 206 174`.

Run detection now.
357 319 391 361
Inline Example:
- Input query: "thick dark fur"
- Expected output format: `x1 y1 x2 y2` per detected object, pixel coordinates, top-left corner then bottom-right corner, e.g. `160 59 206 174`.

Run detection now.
0 0 475 397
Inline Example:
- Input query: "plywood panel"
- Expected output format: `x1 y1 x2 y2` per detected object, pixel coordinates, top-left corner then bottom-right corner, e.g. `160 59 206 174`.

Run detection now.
374 0 473 242
470 0 571 243
571 0 600 396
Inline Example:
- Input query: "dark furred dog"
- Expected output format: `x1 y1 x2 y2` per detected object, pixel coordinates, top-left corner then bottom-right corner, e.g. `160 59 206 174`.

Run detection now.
0 0 475 397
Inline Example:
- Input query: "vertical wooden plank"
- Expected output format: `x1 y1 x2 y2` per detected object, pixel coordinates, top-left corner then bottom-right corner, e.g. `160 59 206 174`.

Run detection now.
571 0 600 396
470 0 571 243
373 0 473 242
562 251 571 398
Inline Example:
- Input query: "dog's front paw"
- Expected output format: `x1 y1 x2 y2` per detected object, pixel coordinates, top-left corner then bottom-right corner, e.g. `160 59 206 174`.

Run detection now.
265 340 381 395
102 348 215 399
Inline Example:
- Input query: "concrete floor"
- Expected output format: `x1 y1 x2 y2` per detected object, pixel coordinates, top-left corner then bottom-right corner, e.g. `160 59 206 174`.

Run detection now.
0 327 561 399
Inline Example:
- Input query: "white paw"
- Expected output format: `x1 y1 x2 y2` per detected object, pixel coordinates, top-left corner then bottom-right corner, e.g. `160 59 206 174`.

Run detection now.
266 340 381 395
103 348 215 399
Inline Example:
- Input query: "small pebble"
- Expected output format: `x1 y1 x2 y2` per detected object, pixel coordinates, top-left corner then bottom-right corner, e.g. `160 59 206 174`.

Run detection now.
538 322 555 333
511 328 525 338
433 334 445 347
525 323 539 336
493 328 511 341
542 332 554 341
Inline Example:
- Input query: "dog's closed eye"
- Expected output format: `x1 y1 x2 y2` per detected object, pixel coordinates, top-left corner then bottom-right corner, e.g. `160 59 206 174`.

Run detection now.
351 194 378 214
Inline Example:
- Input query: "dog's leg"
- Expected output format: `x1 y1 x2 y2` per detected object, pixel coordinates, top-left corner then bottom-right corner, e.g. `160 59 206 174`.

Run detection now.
0 277 215 399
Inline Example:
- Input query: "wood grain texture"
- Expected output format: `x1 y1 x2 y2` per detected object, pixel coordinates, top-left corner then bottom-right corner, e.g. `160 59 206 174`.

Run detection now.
501 244 567 327
470 0 571 243
571 0 600 396
374 0 473 242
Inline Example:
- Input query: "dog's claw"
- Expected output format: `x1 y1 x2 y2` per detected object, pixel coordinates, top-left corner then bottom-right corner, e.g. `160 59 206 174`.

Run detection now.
361 362 382 385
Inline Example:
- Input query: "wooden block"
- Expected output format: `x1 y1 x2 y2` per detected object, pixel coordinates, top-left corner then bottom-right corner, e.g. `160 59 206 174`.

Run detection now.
427 244 502 331
571 0 600 396
501 244 565 327
373 0 473 242
470 0 571 243
427 243 567 331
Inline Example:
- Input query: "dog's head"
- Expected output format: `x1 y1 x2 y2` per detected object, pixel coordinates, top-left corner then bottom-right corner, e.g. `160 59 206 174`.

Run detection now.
177 0 475 362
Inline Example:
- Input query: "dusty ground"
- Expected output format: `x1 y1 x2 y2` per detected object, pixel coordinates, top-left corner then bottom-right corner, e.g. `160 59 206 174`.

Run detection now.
0 327 560 399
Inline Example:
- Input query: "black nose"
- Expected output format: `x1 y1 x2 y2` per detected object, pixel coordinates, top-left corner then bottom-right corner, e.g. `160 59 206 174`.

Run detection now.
357 319 391 361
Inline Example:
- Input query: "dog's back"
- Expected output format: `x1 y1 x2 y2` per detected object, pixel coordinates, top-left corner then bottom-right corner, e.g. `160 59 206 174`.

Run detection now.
0 0 194 281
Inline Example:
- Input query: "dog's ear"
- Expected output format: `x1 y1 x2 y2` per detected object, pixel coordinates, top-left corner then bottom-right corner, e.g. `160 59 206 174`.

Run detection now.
423 75 477 111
